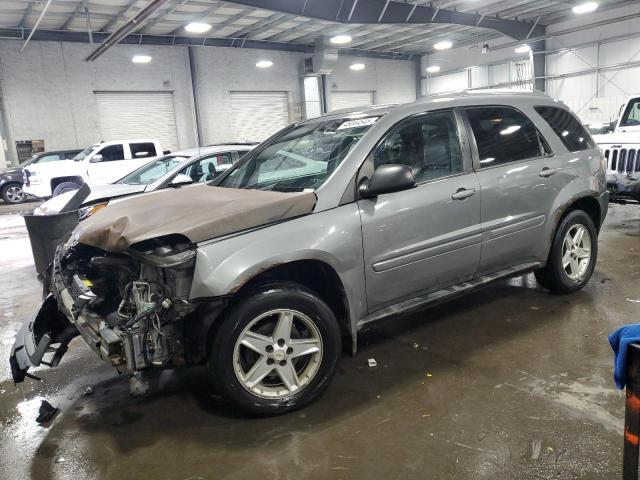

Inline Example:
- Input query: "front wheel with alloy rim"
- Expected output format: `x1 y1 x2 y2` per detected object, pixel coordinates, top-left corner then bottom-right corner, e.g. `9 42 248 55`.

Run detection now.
535 209 598 294
1 183 25 204
209 282 341 415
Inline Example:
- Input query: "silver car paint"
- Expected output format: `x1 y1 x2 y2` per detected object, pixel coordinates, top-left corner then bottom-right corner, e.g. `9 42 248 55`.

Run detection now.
191 91 607 344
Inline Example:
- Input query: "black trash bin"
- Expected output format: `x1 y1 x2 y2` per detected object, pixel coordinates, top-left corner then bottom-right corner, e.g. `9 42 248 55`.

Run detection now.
23 211 79 278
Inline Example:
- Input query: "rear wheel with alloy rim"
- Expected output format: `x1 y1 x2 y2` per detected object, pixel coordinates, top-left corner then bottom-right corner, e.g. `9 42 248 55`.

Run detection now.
1 183 25 204
535 209 598 294
210 282 341 415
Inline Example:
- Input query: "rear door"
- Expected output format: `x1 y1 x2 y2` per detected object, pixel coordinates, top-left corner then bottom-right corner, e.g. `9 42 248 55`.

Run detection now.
464 105 561 275
358 109 482 312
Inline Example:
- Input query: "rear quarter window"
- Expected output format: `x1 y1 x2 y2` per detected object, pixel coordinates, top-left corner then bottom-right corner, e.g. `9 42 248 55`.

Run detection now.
534 106 595 152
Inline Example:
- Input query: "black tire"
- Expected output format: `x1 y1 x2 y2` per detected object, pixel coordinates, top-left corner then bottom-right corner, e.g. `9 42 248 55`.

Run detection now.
209 282 341 416
52 182 81 197
1 183 25 204
535 209 598 294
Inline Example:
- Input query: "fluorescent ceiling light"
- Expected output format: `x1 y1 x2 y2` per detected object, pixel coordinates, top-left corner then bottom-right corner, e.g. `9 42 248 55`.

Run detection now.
573 2 598 14
330 34 352 45
350 63 365 71
131 55 152 63
185 22 212 33
426 65 441 73
433 40 453 50
256 60 273 68
515 44 531 53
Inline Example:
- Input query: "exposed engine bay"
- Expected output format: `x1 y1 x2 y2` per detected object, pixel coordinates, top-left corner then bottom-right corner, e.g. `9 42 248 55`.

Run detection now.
58 236 197 372
11 235 202 383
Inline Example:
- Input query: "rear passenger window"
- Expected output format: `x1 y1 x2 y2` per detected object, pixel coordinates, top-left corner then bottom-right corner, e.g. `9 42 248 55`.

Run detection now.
130 142 157 158
373 110 463 183
534 106 595 152
466 106 549 167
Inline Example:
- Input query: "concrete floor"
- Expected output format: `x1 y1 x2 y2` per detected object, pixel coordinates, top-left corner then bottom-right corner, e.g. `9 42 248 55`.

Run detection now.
0 203 638 480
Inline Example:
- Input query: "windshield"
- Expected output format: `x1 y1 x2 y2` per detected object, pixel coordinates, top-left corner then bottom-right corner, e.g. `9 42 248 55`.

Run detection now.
117 155 187 185
218 116 378 192
73 145 99 161
620 98 640 127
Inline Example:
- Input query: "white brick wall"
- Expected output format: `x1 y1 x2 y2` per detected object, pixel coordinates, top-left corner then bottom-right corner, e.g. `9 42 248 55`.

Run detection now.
0 40 417 167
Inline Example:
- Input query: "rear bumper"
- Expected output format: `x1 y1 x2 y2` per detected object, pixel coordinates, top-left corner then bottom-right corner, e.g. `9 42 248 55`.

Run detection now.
607 174 640 203
597 190 609 228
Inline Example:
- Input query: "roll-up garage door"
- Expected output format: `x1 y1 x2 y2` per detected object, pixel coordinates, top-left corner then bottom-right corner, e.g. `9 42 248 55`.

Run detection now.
230 92 289 143
331 91 375 111
95 91 179 151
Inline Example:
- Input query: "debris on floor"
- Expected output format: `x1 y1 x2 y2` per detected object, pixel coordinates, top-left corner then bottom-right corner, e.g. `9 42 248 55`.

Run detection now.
35 400 58 424
627 298 640 304
55 457 66 464
367 358 377 368
82 386 93 396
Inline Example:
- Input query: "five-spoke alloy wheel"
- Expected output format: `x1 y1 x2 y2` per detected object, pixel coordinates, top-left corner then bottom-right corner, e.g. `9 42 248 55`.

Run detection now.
535 209 598 293
233 309 323 399
210 282 341 415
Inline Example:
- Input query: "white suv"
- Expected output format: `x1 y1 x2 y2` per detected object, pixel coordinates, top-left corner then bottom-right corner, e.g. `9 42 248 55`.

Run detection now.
23 139 164 198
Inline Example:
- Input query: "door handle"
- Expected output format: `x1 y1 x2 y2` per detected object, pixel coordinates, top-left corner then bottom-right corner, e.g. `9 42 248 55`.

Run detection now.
539 167 560 178
451 188 476 200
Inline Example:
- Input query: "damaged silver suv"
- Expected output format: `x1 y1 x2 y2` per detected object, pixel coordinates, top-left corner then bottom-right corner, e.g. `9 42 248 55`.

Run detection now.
11 91 608 415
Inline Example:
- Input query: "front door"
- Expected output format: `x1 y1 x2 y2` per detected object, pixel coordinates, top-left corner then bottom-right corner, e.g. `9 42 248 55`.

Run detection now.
464 105 561 275
358 109 482 312
86 143 129 185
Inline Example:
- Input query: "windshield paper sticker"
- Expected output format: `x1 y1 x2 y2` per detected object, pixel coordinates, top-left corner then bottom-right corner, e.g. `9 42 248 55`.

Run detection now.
337 117 379 130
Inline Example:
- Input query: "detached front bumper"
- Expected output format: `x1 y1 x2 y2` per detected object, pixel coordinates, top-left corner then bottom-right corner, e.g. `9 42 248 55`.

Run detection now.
10 294 78 383
10 247 126 383
607 173 640 203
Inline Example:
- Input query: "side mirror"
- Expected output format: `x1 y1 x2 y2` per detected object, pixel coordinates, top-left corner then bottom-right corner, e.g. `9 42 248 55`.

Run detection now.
359 164 416 199
170 173 193 187
90 154 103 163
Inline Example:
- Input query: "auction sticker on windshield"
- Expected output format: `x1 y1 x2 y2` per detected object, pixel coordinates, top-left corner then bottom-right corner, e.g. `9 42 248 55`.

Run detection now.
337 117 379 130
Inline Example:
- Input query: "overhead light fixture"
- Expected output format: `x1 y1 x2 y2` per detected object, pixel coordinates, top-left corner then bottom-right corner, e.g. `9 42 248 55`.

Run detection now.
573 1 598 14
350 63 365 71
426 65 441 73
330 34 352 45
185 22 212 34
131 55 152 63
256 60 273 68
515 44 531 53
433 40 453 50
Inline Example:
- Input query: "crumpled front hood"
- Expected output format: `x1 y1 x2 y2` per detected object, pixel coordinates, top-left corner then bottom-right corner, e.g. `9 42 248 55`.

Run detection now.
71 184 317 252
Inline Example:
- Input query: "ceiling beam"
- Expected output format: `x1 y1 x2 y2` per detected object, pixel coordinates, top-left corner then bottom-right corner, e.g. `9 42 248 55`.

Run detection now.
0 27 418 59
219 0 545 40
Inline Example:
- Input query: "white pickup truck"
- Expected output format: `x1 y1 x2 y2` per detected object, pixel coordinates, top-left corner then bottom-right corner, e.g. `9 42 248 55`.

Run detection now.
23 139 165 198
593 95 640 204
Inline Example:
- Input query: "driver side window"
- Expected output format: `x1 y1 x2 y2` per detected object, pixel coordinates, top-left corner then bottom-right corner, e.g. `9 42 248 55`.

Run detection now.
373 110 463 183
97 144 125 162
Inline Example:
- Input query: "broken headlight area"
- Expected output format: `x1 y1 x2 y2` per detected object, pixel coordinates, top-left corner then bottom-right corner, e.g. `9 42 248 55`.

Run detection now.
48 236 196 376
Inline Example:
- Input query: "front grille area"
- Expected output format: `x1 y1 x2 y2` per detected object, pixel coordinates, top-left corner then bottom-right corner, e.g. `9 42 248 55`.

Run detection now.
604 147 640 174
